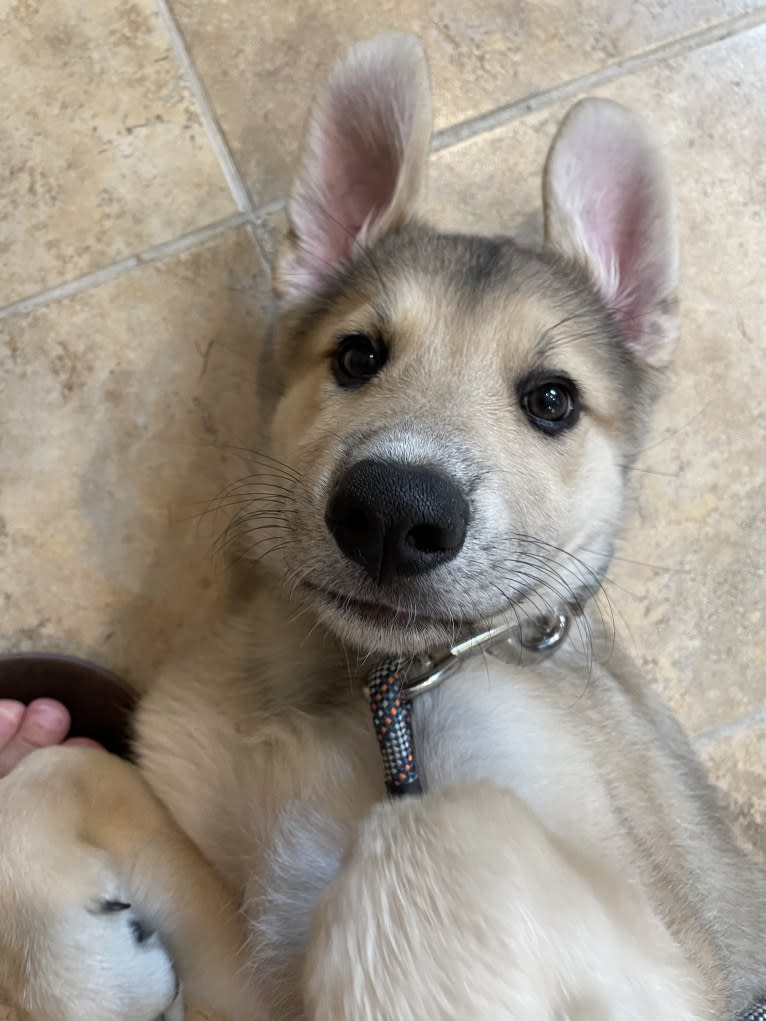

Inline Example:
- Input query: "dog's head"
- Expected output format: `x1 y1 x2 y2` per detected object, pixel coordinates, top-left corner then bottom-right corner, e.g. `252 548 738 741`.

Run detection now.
251 33 677 656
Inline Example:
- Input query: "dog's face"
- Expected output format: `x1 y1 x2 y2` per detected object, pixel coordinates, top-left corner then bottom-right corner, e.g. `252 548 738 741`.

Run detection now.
253 34 678 656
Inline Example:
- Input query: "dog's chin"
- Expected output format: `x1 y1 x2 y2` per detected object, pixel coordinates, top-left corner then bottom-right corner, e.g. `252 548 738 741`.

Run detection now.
301 583 465 657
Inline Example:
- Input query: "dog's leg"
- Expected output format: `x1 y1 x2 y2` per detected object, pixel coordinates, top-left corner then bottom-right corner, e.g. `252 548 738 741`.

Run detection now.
304 783 716 1021
0 746 257 1021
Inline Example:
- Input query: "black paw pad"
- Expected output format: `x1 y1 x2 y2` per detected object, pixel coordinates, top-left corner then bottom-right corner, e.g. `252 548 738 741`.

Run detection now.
99 899 131 913
130 915 156 944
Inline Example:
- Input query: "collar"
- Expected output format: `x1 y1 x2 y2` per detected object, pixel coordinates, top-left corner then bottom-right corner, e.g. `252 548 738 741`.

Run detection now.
400 609 571 699
366 609 571 797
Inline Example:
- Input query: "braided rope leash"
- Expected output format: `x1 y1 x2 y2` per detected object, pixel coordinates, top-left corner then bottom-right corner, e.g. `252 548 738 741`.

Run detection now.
366 658 422 797
740 1002 766 1020
364 616 571 798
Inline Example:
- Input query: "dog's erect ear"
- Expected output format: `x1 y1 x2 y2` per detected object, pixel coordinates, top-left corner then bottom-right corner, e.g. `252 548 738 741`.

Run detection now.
544 99 678 367
274 33 432 307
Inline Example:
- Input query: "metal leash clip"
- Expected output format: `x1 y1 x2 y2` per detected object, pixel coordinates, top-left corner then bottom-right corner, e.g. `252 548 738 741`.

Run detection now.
401 611 570 699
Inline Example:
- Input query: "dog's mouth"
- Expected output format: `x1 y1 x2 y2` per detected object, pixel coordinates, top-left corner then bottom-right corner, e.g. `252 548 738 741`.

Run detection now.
301 581 461 631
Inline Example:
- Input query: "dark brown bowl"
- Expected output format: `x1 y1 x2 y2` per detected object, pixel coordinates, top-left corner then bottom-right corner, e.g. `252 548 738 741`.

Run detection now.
0 653 138 760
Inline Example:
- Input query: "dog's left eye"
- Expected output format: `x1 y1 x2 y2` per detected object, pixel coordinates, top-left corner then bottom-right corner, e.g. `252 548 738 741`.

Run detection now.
520 376 580 434
332 332 388 388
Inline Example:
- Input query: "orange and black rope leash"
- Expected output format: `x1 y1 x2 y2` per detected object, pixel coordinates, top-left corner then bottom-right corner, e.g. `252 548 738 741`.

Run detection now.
367 658 422 797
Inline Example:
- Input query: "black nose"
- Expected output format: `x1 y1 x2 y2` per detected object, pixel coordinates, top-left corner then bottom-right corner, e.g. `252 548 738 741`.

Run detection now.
325 459 470 585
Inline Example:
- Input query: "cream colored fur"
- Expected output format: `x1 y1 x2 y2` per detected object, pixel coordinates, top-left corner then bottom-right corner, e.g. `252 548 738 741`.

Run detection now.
2 32 765 1021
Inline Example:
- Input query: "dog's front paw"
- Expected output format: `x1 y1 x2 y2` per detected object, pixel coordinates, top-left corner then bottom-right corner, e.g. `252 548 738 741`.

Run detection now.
305 782 709 1021
22 895 182 1021
0 748 183 1021
305 783 526 1021
90 898 183 1019
0 746 253 1021
157 986 185 1021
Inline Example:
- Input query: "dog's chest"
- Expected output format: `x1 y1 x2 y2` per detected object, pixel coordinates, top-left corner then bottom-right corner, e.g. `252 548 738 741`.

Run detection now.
410 655 621 853
246 652 623 1003
262 654 617 892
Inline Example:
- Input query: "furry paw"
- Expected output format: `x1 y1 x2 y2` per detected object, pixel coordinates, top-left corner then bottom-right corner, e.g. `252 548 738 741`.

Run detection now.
0 747 251 1021
19 896 182 1021
157 987 185 1021
305 783 708 1021
0 749 182 1021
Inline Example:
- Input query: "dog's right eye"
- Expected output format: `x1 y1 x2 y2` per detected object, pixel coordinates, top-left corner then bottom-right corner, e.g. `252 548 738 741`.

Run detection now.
332 333 388 388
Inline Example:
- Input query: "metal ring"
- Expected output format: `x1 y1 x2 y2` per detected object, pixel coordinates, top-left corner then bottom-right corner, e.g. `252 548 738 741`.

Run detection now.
401 655 462 698
520 611 570 652
400 610 571 698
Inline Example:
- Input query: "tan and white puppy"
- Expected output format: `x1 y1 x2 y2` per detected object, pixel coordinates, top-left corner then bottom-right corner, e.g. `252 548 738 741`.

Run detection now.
2 32 766 1021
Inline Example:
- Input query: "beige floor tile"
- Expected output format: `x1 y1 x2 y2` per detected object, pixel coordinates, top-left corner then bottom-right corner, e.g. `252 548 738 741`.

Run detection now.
703 724 766 865
169 0 757 206
0 0 236 308
0 227 271 688
412 26 766 738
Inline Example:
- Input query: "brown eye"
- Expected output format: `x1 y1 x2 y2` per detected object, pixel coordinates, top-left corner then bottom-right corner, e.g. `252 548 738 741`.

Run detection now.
332 333 388 388
520 375 580 434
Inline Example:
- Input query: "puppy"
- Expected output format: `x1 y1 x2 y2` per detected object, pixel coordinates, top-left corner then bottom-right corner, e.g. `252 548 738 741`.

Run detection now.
2 31 766 1021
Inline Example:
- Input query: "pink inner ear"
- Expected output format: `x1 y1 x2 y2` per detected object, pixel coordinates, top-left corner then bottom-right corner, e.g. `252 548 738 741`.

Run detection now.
583 162 660 342
560 116 673 355
279 35 431 304
320 120 399 267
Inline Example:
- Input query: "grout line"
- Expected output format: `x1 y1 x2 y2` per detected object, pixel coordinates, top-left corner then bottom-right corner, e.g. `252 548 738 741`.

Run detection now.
249 198 288 259
135 212 249 263
432 7 766 151
2 4 763 325
0 214 249 323
251 200 286 254
693 704 766 753
153 0 255 216
246 215 277 269
247 7 766 225
154 0 272 269
252 197 286 219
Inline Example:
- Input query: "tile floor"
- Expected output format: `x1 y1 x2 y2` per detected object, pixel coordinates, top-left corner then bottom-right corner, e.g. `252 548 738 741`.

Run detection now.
1 1 765 1016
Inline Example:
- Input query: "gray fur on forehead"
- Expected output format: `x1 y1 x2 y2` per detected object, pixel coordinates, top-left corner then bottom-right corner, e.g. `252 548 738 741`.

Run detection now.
282 221 648 378
283 222 562 328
